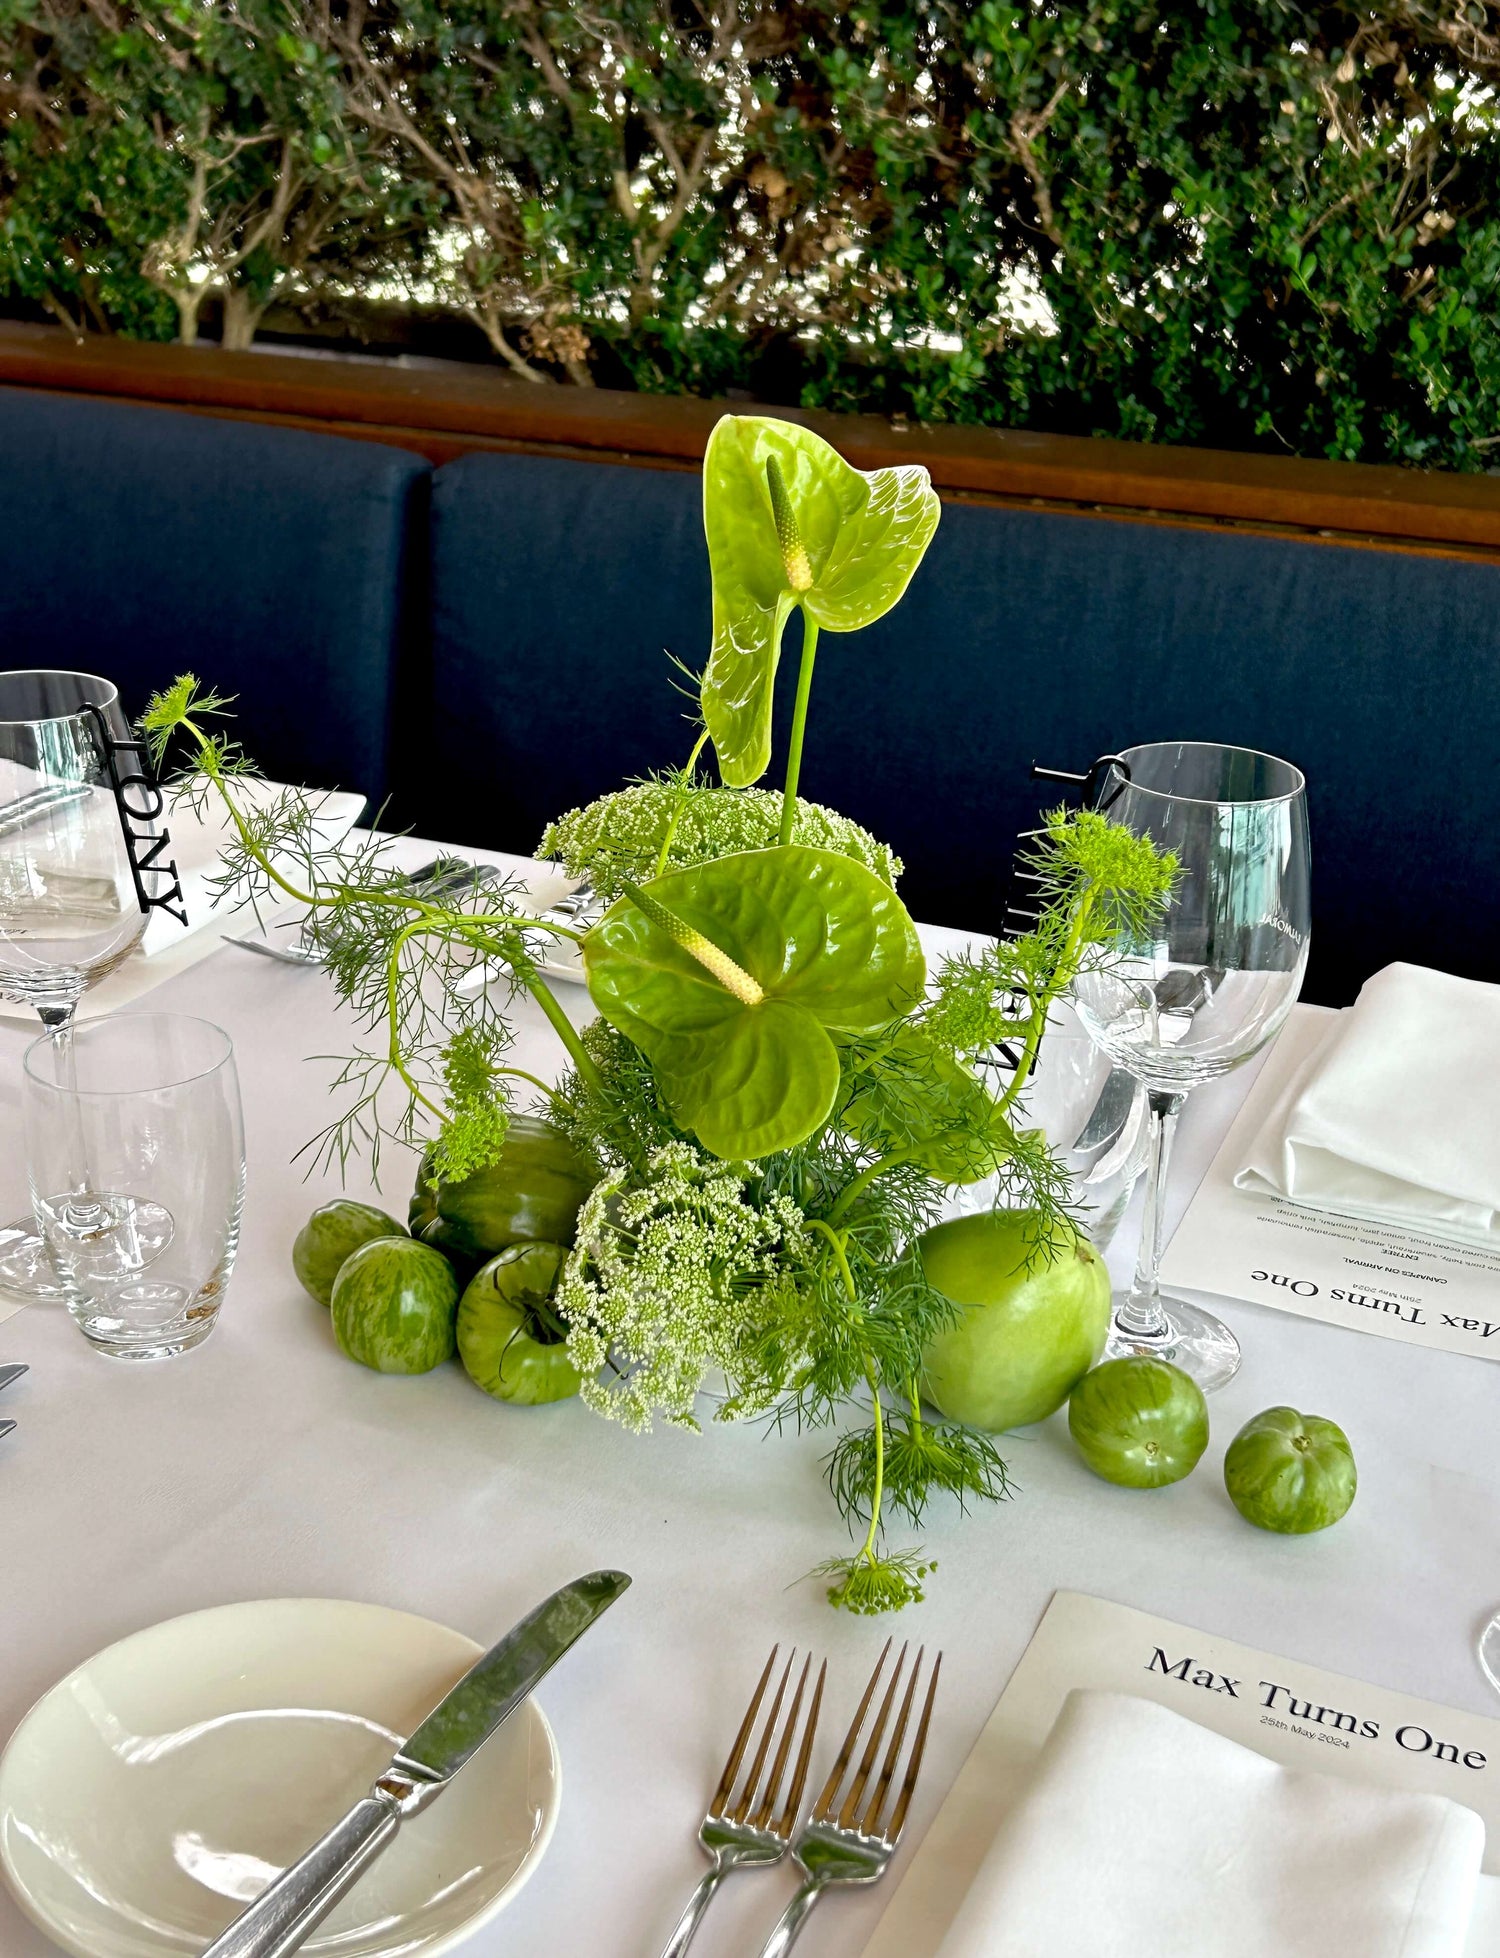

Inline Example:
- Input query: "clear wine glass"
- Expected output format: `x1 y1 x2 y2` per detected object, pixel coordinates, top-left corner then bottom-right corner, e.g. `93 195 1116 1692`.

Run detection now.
1072 742 1311 1390
0 670 173 1297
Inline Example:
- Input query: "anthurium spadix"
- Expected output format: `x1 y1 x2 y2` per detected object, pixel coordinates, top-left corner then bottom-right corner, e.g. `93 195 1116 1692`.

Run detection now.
582 846 926 1160
701 416 941 791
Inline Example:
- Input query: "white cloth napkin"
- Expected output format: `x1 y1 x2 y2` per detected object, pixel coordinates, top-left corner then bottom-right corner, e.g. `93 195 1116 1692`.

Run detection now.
141 781 366 956
935 1690 1484 1958
1234 963 1500 1246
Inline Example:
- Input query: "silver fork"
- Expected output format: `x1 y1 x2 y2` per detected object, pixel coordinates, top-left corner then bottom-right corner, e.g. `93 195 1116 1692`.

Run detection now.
659 1646 825 1958
755 1639 942 1958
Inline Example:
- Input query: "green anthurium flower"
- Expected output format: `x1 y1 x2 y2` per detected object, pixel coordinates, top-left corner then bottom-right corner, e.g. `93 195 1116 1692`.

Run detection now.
582 845 926 1160
841 1027 1016 1185
701 415 941 788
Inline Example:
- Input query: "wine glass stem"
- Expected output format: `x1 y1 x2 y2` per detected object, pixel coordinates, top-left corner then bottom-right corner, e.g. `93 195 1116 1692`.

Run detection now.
36 999 92 1209
1117 1088 1186 1342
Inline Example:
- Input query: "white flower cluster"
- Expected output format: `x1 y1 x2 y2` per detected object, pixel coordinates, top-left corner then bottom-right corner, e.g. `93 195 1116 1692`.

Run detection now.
539 782 902 904
559 1140 809 1433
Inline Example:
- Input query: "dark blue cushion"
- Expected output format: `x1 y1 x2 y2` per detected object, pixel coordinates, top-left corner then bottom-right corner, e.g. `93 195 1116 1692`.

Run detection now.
422 450 1499 1005
0 387 427 804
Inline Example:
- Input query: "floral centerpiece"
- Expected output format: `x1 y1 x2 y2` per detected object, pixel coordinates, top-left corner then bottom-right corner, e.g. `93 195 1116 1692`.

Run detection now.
147 414 1174 1613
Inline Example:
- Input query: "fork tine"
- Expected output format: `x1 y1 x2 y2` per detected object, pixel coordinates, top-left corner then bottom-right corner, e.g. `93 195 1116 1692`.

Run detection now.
837 1642 908 1830
884 1651 942 1846
811 1638 892 1822
861 1648 923 1838
0 1420 13 1440
774 1659 826 1837
727 1649 795 1822
710 1646 778 1814
748 1653 812 1828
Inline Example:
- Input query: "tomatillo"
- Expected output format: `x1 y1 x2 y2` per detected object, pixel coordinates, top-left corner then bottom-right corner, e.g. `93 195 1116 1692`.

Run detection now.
1224 1406 1356 1533
457 1241 581 1406
1068 1357 1209 1488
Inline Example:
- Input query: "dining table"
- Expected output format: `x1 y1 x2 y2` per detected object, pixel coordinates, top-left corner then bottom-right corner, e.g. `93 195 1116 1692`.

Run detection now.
1 836 1497 1958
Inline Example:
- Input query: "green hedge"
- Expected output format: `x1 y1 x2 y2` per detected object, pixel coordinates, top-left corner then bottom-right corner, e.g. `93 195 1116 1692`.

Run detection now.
4 2 1499 468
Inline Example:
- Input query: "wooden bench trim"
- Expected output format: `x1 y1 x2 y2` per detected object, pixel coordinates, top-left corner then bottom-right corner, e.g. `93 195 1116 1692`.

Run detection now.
4 320 1500 557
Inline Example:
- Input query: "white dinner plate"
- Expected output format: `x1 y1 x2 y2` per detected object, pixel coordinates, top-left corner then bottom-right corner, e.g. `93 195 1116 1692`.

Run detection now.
0 1598 561 1958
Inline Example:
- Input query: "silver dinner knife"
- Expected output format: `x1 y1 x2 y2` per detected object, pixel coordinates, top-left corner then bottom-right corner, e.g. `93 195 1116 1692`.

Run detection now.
201 1568 632 1958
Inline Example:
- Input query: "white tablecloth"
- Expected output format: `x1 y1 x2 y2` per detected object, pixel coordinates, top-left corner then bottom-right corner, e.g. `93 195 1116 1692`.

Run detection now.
2 846 1498 1958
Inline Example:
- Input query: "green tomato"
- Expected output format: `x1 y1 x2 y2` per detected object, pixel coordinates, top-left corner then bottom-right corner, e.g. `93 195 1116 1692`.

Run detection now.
919 1211 1111 1431
331 1236 458 1375
1068 1357 1209 1488
411 1116 596 1262
1224 1407 1357 1533
457 1242 581 1406
292 1201 405 1307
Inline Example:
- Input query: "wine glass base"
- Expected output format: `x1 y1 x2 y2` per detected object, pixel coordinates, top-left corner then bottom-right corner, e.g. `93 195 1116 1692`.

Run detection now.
0 1218 65 1302
1478 1613 1500 1700
1104 1291 1241 1392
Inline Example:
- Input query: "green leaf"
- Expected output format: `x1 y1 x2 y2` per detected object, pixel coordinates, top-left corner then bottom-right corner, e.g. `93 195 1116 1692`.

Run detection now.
842 1027 1015 1183
582 845 926 1159
701 416 941 787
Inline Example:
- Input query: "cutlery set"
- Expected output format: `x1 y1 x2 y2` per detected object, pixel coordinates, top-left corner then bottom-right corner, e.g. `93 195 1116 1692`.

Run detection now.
0 1359 25 1440
664 1638 941 1958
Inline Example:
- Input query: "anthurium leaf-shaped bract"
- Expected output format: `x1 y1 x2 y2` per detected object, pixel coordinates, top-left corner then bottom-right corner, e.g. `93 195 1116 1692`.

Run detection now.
701 415 941 788
582 845 926 1160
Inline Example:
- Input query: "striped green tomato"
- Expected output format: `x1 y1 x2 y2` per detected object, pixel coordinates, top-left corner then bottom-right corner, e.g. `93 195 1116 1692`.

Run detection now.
331 1237 458 1374
1224 1407 1356 1533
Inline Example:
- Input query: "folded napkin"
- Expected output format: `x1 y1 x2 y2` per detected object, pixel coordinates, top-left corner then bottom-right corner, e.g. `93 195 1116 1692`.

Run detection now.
140 781 365 956
936 1690 1484 1958
1234 963 1500 1246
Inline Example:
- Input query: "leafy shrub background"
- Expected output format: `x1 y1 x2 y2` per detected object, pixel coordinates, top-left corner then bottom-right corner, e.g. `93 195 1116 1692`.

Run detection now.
3 1 1499 467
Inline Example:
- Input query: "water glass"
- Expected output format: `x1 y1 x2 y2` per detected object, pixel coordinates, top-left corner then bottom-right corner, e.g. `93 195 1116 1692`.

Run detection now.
23 1013 245 1360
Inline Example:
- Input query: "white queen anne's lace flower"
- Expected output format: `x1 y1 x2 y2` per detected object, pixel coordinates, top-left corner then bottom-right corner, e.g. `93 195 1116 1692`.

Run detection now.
560 1141 809 1432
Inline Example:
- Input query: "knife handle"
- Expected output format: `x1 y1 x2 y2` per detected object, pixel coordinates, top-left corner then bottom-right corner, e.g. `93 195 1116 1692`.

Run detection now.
200 1789 404 1958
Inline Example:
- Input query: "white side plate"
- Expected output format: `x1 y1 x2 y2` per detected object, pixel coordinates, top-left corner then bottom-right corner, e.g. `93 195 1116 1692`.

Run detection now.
0 1597 560 1958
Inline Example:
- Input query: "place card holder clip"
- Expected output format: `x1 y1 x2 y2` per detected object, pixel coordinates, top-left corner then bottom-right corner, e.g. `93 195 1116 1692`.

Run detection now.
998 752 1134 946
83 705 188 926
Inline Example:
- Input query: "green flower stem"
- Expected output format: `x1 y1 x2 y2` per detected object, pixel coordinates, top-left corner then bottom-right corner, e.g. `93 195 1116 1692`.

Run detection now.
520 968 607 1098
806 1216 857 1301
181 716 583 942
827 1148 913 1226
857 1360 887 1573
493 1065 565 1108
385 922 448 1120
778 611 819 847
808 1218 891 1576
994 886 1099 1117
653 727 713 878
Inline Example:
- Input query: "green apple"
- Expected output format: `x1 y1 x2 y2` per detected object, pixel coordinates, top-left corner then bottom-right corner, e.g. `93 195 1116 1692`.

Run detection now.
919 1211 1111 1431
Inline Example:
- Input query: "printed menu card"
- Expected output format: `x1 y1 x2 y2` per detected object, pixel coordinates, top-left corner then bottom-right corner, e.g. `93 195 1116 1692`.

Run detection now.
862 1590 1500 1957
1158 1010 1500 1362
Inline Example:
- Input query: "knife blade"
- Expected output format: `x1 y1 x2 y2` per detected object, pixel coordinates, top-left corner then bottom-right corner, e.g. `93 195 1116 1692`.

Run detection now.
202 1568 631 1958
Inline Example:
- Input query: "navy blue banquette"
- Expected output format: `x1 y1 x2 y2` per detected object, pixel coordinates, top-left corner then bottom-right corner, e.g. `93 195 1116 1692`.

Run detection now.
1 381 1493 1007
